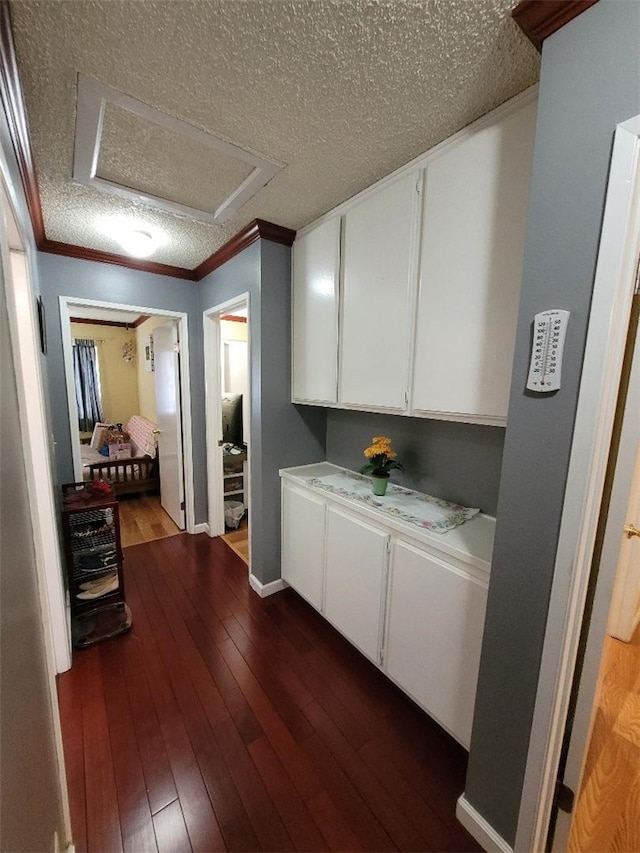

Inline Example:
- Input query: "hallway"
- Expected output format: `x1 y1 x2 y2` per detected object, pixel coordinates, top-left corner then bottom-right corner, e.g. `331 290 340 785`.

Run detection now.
57 533 479 852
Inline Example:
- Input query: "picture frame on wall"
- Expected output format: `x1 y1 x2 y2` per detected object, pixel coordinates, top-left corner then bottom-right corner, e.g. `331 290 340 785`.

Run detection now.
36 295 47 354
144 333 154 372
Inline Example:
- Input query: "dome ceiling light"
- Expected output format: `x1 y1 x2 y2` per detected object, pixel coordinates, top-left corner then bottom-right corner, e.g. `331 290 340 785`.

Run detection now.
117 228 155 258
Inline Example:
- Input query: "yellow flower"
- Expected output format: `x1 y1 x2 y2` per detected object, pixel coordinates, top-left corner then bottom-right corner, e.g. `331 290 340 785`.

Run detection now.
360 435 404 477
363 437 397 459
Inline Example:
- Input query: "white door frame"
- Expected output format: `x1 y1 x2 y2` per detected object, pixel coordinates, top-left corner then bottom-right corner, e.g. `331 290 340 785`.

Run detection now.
515 115 640 851
203 293 251 540
59 296 196 534
0 181 71 676
0 181 73 843
554 310 640 849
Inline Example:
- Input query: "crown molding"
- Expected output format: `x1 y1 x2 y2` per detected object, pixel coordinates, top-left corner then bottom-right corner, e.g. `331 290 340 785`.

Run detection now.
39 237 197 280
512 0 600 51
70 315 149 329
194 219 296 280
0 0 295 281
0 0 45 242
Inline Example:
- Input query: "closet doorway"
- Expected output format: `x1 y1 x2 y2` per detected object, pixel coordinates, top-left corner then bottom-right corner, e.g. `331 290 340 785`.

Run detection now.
60 297 194 544
203 294 251 567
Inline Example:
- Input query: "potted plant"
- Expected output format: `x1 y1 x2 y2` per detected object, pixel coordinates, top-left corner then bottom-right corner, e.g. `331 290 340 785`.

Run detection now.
360 436 404 496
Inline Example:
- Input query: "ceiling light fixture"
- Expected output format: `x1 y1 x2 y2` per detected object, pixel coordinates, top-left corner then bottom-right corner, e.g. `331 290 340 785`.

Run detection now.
118 229 155 258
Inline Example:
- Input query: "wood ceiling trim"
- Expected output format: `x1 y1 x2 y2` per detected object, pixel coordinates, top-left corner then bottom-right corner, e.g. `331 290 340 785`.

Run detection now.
512 0 599 51
220 314 247 323
0 0 45 243
40 237 197 280
0 0 295 282
70 316 148 329
194 219 296 280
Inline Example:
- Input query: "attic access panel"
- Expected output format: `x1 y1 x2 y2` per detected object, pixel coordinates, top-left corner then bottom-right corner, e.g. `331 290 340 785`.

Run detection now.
73 74 282 225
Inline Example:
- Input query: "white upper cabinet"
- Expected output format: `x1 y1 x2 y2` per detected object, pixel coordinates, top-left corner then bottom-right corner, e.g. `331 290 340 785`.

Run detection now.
292 216 341 403
291 89 537 423
411 99 537 424
339 172 420 411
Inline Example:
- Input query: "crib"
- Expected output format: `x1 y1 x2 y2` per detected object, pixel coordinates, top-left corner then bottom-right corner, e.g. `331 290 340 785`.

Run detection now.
81 415 160 496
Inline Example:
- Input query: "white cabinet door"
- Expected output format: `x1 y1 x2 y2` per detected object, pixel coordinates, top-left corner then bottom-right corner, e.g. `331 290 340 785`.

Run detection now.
281 483 326 610
412 100 537 424
324 506 389 662
384 540 488 747
292 217 341 403
339 172 420 411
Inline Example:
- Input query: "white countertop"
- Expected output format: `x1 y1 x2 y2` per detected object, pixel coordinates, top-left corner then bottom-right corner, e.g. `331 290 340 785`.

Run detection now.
280 462 495 575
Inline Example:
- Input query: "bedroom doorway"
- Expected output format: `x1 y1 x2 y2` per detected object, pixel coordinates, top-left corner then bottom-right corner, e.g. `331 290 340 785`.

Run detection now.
203 294 251 567
60 298 194 541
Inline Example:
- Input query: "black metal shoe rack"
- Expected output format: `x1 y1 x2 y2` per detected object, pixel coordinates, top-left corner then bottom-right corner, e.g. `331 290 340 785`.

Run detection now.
61 483 131 648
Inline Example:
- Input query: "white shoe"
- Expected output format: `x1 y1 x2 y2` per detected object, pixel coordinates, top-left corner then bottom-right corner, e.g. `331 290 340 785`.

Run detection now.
79 571 117 591
77 576 119 600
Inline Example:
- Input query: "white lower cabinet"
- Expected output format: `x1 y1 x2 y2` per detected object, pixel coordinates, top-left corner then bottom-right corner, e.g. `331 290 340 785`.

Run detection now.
281 482 326 610
325 506 389 663
384 541 488 748
280 463 493 748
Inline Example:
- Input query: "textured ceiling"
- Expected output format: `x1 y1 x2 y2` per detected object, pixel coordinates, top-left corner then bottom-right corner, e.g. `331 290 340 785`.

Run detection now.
97 102 255 213
10 0 539 270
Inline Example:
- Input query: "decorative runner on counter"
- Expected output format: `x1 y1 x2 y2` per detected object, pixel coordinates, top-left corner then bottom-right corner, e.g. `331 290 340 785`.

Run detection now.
306 470 479 533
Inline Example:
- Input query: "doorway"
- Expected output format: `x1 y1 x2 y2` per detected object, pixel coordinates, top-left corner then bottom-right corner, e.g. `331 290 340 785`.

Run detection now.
512 115 640 853
203 294 251 567
554 302 640 851
59 297 195 542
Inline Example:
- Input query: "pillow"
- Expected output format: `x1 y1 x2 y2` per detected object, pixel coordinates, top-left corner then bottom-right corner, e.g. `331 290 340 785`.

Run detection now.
90 422 111 450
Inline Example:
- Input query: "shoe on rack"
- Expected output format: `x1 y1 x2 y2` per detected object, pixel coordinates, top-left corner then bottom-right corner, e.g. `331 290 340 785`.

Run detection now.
79 571 117 592
78 550 117 570
76 575 119 600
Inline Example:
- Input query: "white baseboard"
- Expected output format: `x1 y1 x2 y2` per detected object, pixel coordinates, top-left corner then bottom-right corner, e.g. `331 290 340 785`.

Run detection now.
456 794 513 853
249 574 287 598
192 522 209 535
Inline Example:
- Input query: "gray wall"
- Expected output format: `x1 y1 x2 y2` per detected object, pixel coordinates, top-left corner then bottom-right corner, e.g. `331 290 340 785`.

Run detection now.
326 409 504 515
37 253 208 524
1 257 68 852
464 0 640 844
199 239 326 585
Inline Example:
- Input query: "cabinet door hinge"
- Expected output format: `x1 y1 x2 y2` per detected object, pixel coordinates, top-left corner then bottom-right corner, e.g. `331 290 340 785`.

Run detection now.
634 253 640 295
415 178 421 195
180 500 185 511
555 781 575 814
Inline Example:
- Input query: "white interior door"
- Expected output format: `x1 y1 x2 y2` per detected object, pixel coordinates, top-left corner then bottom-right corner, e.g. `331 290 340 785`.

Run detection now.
607 437 640 641
154 322 185 529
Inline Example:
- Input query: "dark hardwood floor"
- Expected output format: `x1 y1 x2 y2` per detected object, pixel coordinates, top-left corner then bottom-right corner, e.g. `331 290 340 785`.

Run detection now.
57 533 481 852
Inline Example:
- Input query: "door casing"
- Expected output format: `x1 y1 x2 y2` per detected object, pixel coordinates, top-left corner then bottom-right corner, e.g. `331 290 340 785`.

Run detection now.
514 115 640 852
203 293 251 544
59 296 196 533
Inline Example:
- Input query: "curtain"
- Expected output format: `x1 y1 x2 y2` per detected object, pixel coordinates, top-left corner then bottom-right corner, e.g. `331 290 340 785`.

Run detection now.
73 339 104 432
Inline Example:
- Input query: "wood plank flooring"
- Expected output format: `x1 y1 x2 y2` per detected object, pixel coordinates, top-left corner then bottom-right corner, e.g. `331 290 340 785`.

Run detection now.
568 622 640 852
221 516 249 566
118 494 181 548
57 533 480 853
